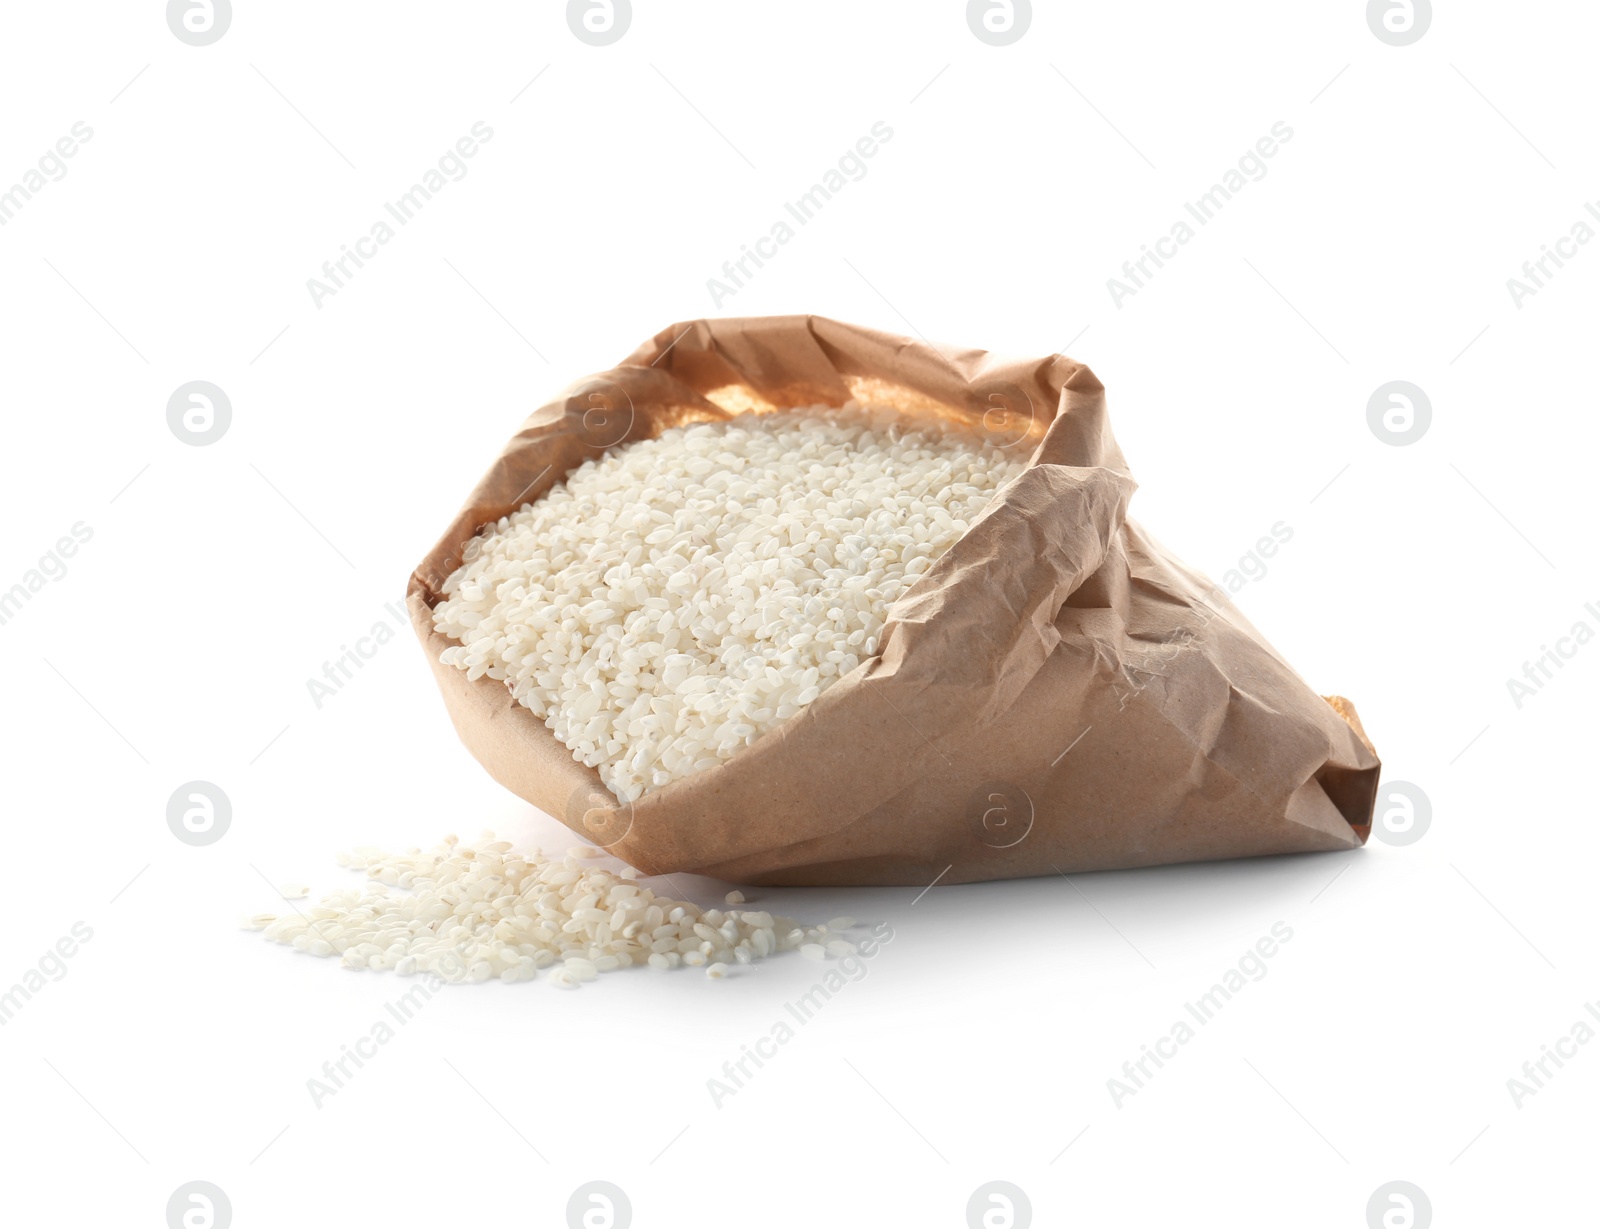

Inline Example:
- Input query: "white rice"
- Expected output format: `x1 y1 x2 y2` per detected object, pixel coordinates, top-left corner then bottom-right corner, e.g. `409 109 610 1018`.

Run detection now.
432 402 1025 802
249 831 852 987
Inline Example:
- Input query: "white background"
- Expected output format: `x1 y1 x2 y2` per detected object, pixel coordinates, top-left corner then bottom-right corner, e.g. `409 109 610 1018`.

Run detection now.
1 2 1594 1226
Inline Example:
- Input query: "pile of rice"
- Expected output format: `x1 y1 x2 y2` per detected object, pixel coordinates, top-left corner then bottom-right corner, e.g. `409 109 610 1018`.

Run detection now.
432 403 1025 801
247 831 857 986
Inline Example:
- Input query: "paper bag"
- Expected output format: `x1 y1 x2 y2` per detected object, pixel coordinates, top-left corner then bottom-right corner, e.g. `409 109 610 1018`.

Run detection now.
407 315 1380 886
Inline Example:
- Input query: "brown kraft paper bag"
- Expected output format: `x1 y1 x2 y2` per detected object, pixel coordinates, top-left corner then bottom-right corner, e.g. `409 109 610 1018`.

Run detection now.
407 315 1380 886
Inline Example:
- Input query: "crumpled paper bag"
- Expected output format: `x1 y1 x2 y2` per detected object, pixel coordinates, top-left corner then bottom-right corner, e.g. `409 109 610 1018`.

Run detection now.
408 315 1379 886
